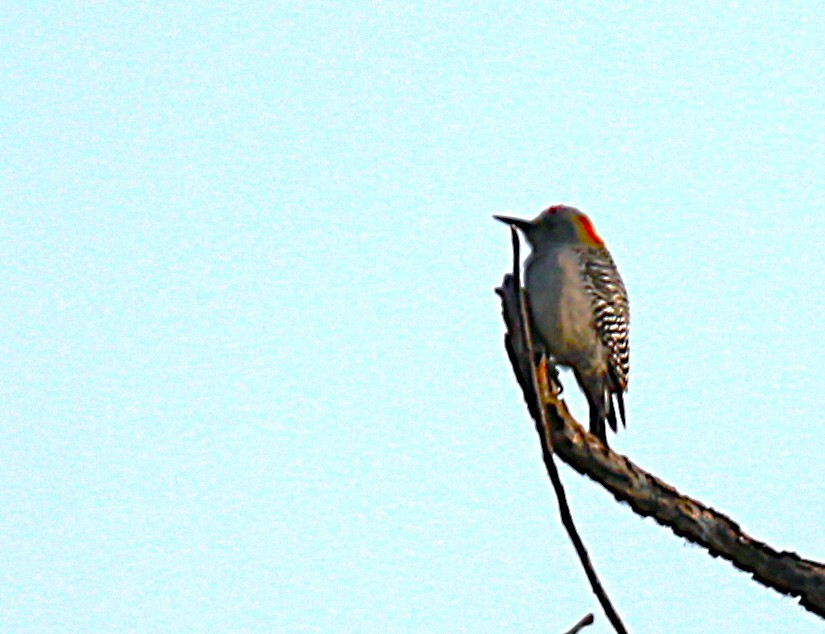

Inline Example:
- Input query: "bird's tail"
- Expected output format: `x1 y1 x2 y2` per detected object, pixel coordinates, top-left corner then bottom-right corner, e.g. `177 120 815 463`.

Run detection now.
588 405 608 445
578 373 624 447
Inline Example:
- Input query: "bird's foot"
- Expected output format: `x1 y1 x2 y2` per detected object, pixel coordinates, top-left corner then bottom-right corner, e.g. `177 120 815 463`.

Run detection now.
537 355 563 404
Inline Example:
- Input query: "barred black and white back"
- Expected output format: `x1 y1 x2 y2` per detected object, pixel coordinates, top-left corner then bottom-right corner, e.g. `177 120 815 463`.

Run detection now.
577 245 630 429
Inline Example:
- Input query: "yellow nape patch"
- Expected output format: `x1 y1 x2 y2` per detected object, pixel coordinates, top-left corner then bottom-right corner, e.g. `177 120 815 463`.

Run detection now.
575 215 604 246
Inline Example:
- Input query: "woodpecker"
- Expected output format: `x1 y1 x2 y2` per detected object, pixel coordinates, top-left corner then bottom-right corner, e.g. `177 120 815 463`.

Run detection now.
495 205 630 444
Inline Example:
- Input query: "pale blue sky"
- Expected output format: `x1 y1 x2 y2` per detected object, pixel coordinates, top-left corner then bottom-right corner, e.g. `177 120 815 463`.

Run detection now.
2 2 824 632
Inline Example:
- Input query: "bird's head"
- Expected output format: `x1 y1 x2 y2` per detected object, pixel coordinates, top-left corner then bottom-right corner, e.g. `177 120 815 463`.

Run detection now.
494 205 604 250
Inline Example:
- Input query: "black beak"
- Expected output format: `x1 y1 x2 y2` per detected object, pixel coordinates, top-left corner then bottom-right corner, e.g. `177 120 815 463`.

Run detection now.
493 215 534 233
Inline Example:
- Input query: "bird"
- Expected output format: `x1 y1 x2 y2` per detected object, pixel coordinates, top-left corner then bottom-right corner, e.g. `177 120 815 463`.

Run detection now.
495 205 630 445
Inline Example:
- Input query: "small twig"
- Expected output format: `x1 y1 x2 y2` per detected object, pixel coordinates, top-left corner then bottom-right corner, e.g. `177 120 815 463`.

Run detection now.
508 227 628 634
510 227 553 450
563 613 595 634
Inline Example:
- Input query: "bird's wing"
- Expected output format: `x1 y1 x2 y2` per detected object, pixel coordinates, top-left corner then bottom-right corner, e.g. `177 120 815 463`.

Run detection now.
577 246 630 390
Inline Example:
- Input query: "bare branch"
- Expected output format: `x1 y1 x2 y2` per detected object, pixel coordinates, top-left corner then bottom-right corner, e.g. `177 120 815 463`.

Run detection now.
505 227 628 633
496 270 825 620
563 613 595 634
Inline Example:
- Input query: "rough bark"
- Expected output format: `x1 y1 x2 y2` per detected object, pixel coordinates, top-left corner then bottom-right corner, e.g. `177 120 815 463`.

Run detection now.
496 271 825 620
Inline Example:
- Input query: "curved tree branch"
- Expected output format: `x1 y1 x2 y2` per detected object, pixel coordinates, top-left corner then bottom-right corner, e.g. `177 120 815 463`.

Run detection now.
496 271 825 621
